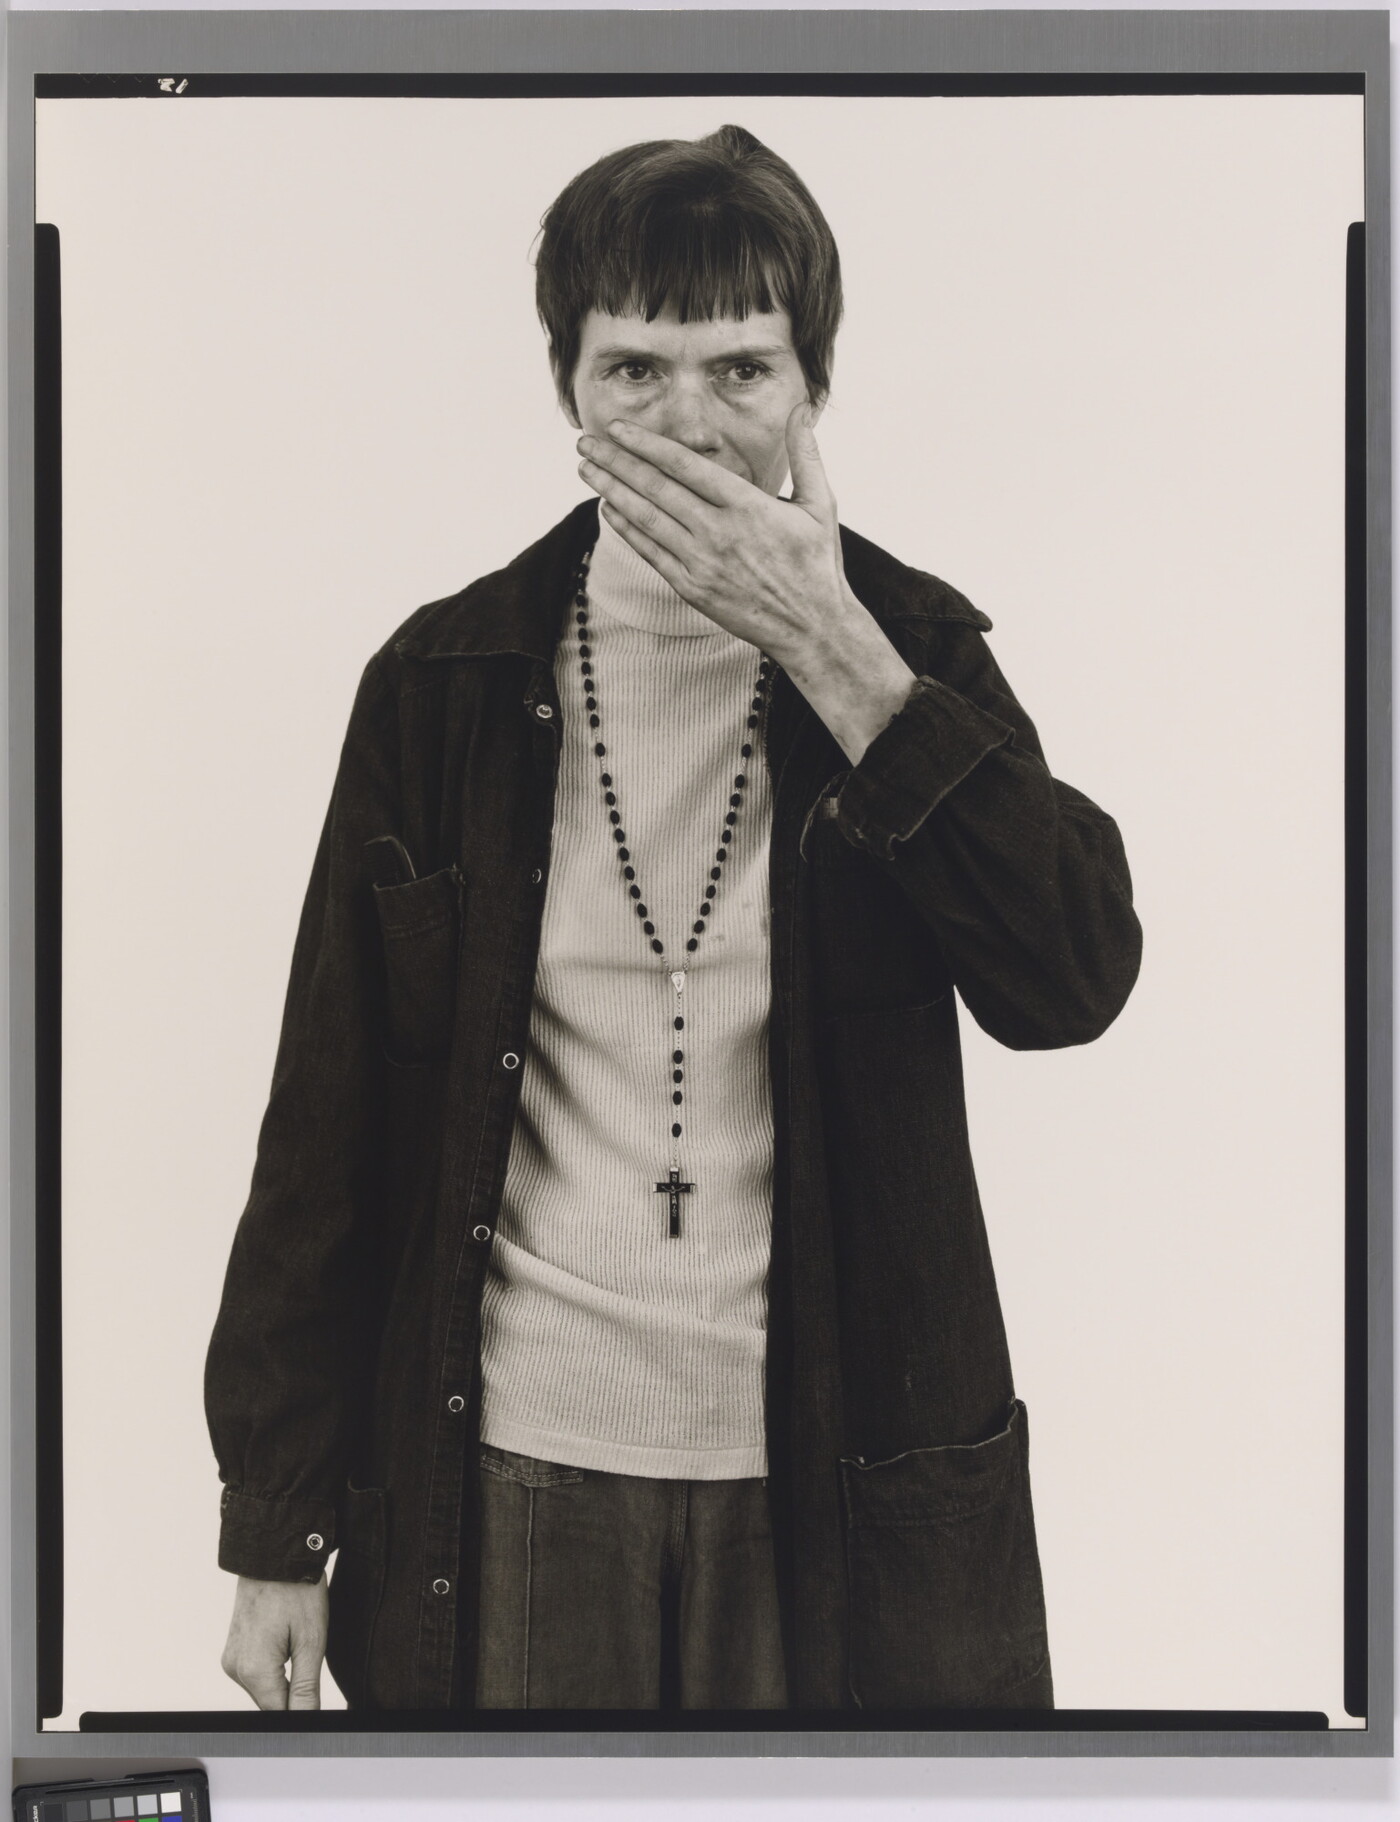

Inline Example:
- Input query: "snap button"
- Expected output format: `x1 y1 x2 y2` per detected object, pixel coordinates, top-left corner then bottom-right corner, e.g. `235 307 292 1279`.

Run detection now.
534 702 554 721
502 1051 520 1069
306 1533 324 1551
447 1394 465 1412
472 1224 492 1243
529 867 543 885
432 1577 450 1595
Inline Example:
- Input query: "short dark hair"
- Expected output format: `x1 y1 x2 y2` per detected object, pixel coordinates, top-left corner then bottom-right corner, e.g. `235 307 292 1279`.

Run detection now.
534 124 843 414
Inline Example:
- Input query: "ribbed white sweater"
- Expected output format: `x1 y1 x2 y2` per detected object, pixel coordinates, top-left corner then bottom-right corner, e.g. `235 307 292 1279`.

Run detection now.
478 513 775 1479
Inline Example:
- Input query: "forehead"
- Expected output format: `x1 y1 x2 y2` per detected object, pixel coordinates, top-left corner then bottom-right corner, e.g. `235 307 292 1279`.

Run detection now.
576 303 796 358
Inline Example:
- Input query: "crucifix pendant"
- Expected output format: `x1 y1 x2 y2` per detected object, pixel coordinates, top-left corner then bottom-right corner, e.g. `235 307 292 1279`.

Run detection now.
655 1166 694 1238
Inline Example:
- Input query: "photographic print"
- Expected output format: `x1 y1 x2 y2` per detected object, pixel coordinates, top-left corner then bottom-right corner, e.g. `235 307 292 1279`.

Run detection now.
10 9 1387 1759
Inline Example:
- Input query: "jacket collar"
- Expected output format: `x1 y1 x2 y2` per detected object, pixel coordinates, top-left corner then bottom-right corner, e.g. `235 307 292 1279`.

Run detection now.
392 498 991 665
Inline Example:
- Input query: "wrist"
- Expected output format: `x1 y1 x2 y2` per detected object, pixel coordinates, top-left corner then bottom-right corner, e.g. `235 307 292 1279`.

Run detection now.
781 594 918 766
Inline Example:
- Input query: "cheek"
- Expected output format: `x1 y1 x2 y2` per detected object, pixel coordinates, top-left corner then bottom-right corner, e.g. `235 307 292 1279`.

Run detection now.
730 410 792 479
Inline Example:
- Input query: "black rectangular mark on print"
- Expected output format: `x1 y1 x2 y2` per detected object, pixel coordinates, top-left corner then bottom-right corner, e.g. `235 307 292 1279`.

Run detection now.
1342 216 1370 1721
34 72 1365 100
34 220 65 1726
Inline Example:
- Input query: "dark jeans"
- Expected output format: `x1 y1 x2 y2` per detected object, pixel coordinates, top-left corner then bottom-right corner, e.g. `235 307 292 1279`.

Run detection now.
474 1445 789 1709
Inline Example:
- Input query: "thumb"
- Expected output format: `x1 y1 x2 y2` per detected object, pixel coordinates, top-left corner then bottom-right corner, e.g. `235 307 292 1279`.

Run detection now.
785 401 833 516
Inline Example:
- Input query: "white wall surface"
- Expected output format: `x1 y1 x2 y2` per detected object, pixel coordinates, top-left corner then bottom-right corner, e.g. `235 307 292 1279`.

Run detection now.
33 82 1362 1741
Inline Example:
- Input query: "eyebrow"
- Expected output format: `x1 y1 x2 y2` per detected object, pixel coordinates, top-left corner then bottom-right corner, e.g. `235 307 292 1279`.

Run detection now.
588 342 793 364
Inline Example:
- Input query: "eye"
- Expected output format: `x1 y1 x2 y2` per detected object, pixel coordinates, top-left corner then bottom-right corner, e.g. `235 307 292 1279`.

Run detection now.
606 360 657 385
725 361 770 384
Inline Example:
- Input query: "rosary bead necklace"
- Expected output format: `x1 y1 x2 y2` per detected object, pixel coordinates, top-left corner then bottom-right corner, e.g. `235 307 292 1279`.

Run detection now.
571 546 773 1238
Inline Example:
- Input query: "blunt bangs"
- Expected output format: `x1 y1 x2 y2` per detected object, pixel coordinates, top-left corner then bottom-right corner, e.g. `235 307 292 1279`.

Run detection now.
535 126 843 412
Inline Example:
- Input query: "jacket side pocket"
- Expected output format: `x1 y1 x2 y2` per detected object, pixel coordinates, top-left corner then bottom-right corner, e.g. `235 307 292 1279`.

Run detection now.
371 866 463 1066
840 1399 1052 1710
325 1480 388 1711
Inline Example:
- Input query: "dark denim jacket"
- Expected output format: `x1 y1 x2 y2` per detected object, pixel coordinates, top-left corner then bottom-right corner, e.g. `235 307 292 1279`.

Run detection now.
204 499 1143 1711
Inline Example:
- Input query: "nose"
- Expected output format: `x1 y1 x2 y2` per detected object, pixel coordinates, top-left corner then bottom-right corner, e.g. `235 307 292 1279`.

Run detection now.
656 376 722 456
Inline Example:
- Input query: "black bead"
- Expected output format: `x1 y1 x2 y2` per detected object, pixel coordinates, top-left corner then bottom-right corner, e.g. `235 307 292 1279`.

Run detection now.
624 867 636 882
612 828 625 842
725 812 737 826
746 715 758 729
672 1090 683 1105
673 1069 683 1084
601 773 612 788
693 921 704 934
741 744 753 759
715 849 726 863
672 1122 682 1138
643 921 655 936
579 644 591 658
651 938 664 954
697 904 709 918
589 715 600 729
686 938 699 952
636 902 648 916
618 847 630 862
710 867 722 881
705 885 716 899
609 809 620 825
585 694 597 710
721 830 732 843
605 791 616 805
730 793 742 807
595 742 607 757
575 610 586 623
673 1049 683 1063
734 775 746 788
751 697 763 712
674 1016 684 1030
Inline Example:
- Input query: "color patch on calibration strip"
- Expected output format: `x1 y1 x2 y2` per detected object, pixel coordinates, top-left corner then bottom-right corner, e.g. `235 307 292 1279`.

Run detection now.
38 1793 185 1822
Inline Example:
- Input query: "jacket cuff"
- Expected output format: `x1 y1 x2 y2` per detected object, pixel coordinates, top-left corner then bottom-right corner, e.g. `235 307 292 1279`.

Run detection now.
218 1485 337 1582
835 673 1014 861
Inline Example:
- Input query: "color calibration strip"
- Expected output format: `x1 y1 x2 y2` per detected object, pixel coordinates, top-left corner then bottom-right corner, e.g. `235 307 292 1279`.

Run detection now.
36 1795 187 1821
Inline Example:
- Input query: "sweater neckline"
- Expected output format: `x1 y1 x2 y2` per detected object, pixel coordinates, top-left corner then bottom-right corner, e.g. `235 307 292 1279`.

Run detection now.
585 512 727 639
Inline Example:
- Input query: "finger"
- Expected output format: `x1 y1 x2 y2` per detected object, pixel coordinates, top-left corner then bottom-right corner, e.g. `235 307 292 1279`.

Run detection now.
577 434 710 531
287 1587 327 1709
287 1643 324 1710
599 501 696 600
785 402 834 517
580 461 695 563
604 419 744 507
229 1658 290 1710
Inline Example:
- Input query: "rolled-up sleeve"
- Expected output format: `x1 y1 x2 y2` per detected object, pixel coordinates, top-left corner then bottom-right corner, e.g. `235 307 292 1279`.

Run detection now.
835 673 1015 860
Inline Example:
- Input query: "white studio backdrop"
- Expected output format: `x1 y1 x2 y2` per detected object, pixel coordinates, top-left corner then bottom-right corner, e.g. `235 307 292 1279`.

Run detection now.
35 90 1361 1727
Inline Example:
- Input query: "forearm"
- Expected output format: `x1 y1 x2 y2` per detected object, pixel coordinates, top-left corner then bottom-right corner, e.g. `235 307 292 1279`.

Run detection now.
777 587 919 766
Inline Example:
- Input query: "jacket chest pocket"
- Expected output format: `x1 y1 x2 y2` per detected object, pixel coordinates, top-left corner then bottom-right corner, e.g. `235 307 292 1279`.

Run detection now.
371 865 463 1067
840 1399 1053 1710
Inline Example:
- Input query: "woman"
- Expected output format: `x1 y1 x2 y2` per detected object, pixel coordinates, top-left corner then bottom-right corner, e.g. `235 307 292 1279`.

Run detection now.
206 123 1142 1713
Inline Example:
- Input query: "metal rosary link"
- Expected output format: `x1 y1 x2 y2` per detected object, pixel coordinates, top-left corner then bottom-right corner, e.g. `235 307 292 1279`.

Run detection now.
570 549 773 1236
